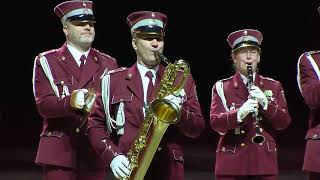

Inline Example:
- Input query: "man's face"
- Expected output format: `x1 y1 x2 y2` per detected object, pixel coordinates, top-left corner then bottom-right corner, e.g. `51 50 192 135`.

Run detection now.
63 21 95 49
232 46 261 76
132 33 164 69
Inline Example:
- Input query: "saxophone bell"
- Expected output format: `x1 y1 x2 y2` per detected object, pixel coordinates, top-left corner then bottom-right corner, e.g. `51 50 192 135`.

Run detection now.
150 98 180 124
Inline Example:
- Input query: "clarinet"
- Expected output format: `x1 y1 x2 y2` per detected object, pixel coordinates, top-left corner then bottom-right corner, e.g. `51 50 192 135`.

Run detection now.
246 64 265 144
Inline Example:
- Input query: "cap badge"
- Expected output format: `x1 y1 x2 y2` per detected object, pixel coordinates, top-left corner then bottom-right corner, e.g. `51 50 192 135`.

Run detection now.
149 13 156 27
243 30 248 35
242 36 250 41
82 2 90 14
148 20 156 27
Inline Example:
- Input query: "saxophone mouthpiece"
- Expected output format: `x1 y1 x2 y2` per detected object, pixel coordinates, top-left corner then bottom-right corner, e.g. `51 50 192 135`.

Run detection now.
154 51 169 64
153 51 160 56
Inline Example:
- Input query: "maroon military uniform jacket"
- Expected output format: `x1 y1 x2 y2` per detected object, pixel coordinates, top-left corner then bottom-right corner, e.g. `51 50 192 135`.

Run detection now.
87 63 205 179
32 43 118 169
210 72 291 175
298 51 320 173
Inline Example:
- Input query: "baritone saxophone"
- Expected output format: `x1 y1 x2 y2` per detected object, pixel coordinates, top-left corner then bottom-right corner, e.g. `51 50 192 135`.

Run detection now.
124 52 190 180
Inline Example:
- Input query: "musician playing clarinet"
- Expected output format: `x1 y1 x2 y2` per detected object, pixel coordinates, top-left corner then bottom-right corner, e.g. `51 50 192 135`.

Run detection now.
210 29 291 180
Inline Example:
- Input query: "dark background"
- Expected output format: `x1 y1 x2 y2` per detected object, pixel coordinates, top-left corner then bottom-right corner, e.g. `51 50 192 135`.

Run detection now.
1 0 320 175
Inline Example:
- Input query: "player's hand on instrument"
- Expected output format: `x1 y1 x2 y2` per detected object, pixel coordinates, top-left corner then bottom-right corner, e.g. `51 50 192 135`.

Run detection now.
110 155 131 179
164 89 186 109
237 98 259 122
70 89 88 109
249 85 268 110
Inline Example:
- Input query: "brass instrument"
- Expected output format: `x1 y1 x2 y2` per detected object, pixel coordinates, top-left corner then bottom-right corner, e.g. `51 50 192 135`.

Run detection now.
83 88 97 113
76 88 97 132
124 52 190 180
246 64 265 144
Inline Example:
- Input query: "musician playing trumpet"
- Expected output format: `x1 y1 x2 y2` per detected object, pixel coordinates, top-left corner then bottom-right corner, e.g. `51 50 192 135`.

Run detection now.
86 11 204 180
210 29 291 180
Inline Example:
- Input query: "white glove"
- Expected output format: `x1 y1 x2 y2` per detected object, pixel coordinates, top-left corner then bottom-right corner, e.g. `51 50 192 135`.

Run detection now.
70 89 88 109
164 89 186 109
249 86 268 110
237 98 259 122
110 155 131 179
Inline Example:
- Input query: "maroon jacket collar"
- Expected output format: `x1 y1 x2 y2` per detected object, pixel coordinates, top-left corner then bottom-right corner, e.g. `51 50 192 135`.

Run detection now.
55 43 100 88
231 71 263 100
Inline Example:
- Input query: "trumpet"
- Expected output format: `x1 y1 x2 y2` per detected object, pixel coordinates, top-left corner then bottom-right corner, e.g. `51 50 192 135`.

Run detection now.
246 64 265 144
76 88 97 133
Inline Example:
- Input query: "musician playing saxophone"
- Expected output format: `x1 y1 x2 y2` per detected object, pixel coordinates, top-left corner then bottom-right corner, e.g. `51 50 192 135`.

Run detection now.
86 11 205 180
210 29 291 180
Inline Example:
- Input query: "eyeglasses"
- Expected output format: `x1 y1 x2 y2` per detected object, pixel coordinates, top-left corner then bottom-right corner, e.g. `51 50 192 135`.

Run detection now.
237 49 259 56
70 21 95 27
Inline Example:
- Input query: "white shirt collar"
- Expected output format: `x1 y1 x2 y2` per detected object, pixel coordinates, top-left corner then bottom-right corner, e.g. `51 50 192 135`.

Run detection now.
137 62 158 82
137 62 159 106
66 43 90 66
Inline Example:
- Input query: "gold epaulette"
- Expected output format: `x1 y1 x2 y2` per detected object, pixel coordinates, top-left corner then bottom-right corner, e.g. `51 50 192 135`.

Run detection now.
307 50 320 55
107 67 127 75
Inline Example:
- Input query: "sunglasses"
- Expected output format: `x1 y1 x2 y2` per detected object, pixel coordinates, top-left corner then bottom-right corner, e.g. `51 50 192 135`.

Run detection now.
136 34 164 41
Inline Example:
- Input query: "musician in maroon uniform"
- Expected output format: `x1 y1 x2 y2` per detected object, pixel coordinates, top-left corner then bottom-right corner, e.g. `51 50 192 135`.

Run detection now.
298 50 320 180
297 5 320 179
210 29 291 180
87 11 205 180
32 1 118 180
